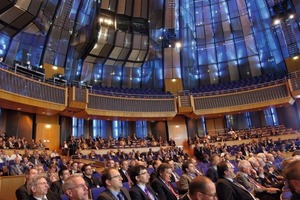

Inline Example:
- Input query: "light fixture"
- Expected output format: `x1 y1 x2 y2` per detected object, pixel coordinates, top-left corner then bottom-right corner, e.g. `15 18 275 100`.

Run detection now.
293 56 299 60
175 125 179 128
45 124 51 129
273 19 281 25
52 66 58 70
172 79 176 82
289 14 294 19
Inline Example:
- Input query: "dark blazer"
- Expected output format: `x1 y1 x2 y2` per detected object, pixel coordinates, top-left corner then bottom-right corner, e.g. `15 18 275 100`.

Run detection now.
129 184 158 200
82 174 103 189
216 178 255 200
206 166 218 183
119 169 131 183
150 178 178 200
28 190 61 200
50 180 64 195
16 184 29 200
97 187 131 200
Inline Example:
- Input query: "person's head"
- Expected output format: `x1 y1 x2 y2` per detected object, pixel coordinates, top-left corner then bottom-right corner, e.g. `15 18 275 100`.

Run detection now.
27 175 49 197
81 164 93 176
210 154 220 166
71 162 79 170
284 160 300 194
238 160 252 175
35 164 45 175
25 168 38 182
59 168 70 181
189 176 217 200
62 175 89 200
152 159 162 171
14 157 21 164
120 160 129 171
101 167 123 191
217 161 235 179
266 153 274 163
182 161 195 174
130 165 149 185
157 163 172 182
106 159 115 168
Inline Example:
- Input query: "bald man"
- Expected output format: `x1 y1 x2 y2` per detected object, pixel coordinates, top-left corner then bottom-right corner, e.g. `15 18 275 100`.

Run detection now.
180 175 217 200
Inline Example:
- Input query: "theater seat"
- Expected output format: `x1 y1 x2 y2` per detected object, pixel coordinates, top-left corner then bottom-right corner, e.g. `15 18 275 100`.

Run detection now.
91 186 106 200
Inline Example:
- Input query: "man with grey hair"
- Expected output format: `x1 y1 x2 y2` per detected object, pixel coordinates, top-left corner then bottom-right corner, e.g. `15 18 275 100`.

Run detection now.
62 175 89 200
27 175 60 200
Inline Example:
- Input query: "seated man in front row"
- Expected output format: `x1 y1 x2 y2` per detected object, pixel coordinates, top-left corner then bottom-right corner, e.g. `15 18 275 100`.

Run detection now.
97 167 131 200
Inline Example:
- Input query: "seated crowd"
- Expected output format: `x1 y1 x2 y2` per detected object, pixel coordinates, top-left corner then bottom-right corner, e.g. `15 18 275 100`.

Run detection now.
0 134 297 200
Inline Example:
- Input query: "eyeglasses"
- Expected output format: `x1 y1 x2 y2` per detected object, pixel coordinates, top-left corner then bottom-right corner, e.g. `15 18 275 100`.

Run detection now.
110 175 122 180
199 191 217 199
36 182 49 186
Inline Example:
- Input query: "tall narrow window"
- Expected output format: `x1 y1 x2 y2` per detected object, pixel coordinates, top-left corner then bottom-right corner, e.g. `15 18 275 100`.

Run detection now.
245 112 252 128
136 121 147 138
72 117 84 137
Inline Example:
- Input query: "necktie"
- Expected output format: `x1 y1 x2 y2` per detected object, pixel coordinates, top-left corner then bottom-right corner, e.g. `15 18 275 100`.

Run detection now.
117 192 124 200
144 187 154 200
124 171 132 184
248 176 265 189
233 180 257 200
165 182 179 199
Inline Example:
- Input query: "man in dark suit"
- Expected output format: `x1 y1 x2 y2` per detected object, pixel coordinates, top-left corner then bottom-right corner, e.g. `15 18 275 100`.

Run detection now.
206 154 220 183
119 159 132 184
180 176 216 200
50 168 70 195
151 163 180 200
15 168 38 200
216 161 256 200
129 164 158 200
97 167 131 200
149 159 161 183
81 164 102 189
27 175 61 200
62 175 89 200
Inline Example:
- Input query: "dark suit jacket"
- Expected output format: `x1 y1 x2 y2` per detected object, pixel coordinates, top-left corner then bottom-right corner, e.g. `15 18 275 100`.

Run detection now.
82 174 103 189
206 166 218 183
150 178 178 200
16 184 29 200
216 178 255 200
97 187 131 200
50 180 64 195
129 184 158 200
119 169 130 183
28 190 61 200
